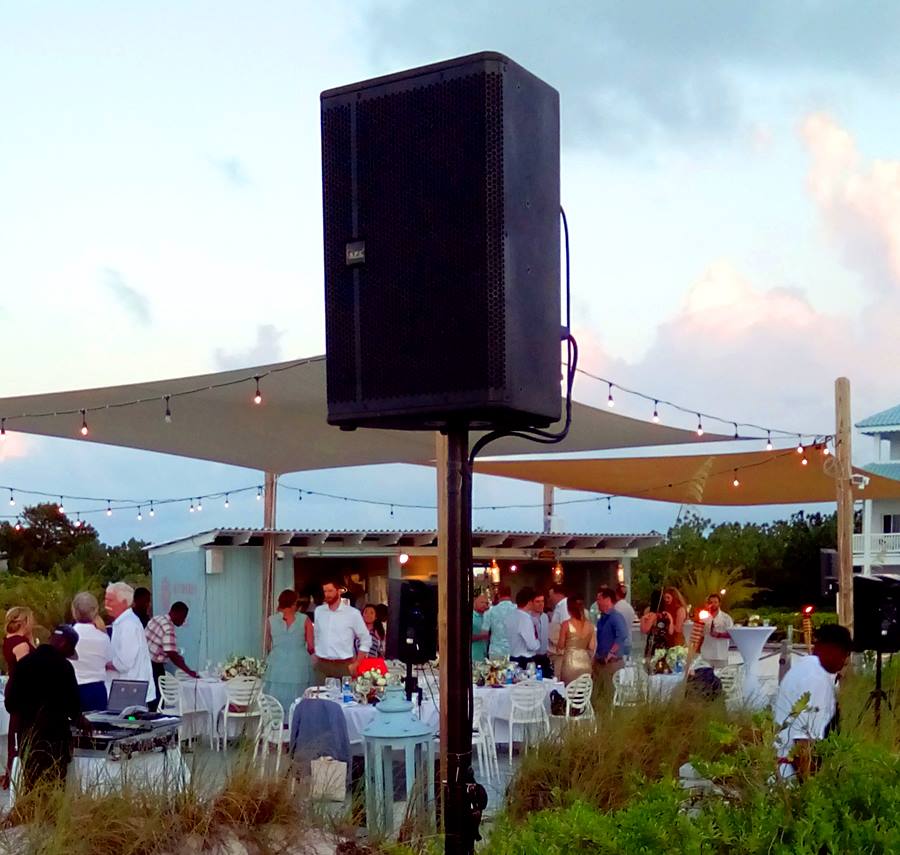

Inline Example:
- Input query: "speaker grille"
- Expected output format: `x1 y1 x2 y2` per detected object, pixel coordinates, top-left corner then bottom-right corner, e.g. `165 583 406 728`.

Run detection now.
352 72 506 403
322 103 356 404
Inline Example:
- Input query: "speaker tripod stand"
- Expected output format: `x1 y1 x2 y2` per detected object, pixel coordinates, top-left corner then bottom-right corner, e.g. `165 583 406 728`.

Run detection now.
861 650 893 727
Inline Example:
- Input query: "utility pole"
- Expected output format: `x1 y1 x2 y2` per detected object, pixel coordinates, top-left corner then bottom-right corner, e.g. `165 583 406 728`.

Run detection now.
262 471 278 651
543 484 554 533
835 377 854 631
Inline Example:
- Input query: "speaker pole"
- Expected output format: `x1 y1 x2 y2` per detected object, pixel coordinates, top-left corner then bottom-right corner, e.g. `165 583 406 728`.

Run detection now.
835 377 854 632
437 427 475 855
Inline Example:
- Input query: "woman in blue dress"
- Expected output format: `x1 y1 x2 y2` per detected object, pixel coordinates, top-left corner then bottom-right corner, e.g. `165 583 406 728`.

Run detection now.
265 589 313 719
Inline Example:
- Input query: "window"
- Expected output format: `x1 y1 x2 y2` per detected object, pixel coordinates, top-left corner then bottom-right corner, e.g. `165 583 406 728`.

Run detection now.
883 514 900 534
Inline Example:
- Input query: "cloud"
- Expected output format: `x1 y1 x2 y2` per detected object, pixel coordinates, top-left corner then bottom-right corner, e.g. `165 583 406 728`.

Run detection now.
208 156 249 187
102 268 152 326
360 2 900 148
801 112 900 293
575 261 897 441
214 324 285 369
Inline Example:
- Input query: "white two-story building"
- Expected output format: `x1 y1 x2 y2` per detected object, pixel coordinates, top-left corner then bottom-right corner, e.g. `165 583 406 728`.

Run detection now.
855 403 900 574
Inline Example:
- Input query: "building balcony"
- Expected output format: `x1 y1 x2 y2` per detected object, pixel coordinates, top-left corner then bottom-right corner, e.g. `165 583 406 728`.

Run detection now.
853 532 900 557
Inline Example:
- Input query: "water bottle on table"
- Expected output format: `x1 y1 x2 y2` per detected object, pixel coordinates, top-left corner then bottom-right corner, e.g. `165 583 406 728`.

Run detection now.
536 665 543 682
342 677 353 704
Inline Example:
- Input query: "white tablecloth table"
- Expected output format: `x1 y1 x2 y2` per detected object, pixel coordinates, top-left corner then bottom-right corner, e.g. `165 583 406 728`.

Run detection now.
728 627 775 706
178 677 262 740
647 673 684 700
10 747 189 807
474 680 563 744
339 697 439 745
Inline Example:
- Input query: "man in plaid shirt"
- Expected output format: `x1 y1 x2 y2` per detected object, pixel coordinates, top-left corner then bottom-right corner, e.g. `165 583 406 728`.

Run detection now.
145 601 198 709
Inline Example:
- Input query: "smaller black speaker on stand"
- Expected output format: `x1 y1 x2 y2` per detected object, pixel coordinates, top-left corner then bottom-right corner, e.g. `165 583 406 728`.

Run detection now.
853 574 900 725
386 579 438 703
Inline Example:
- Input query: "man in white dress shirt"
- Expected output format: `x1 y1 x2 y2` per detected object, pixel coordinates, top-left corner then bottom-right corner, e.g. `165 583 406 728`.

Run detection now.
773 623 851 780
699 593 734 670
313 578 370 681
104 582 155 705
507 587 540 669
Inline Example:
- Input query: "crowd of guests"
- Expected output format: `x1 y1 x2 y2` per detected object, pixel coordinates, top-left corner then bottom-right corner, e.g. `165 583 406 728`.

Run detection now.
472 582 742 697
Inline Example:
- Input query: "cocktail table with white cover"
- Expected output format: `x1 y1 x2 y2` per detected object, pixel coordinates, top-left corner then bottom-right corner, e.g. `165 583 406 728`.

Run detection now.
647 673 684 701
474 680 563 744
728 626 775 706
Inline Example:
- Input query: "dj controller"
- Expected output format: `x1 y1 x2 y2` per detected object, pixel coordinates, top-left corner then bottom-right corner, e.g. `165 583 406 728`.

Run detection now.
73 713 182 760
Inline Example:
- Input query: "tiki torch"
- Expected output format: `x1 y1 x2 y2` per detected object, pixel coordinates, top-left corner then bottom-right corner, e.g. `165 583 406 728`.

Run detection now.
802 605 814 652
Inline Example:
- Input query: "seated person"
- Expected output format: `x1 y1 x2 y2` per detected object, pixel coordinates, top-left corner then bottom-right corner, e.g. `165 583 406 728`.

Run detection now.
772 623 852 779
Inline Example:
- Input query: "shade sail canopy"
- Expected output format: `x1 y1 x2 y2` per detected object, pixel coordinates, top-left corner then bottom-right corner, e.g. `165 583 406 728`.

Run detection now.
0 356 727 474
476 447 900 506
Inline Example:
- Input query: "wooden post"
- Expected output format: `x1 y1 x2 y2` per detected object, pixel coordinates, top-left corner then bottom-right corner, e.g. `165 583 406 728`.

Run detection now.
835 378 854 631
435 433 449 794
542 484 554 534
262 471 278 652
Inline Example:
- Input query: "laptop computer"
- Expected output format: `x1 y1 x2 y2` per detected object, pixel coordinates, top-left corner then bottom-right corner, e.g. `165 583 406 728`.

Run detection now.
85 680 151 725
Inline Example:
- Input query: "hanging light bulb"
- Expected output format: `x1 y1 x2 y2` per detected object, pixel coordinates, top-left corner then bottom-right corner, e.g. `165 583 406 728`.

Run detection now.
297 490 303 502
256 486 262 501
732 471 740 488
823 445 831 456
766 431 773 452
696 414 704 437
801 456 809 467
137 507 143 521
14 519 21 532
8 490 14 507
652 400 660 423
0 418 6 440
80 410 89 436
149 501 155 518
253 376 262 405
189 500 195 513
733 423 740 440
796 436 804 454
390 504 394 518
106 500 112 517
607 383 615 407
224 494 230 509
607 497 612 512
164 395 172 424
196 498 203 512
75 514 82 528
58 497 65 514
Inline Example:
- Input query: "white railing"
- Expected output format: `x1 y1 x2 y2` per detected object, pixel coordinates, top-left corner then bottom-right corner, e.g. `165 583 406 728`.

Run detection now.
852 533 900 555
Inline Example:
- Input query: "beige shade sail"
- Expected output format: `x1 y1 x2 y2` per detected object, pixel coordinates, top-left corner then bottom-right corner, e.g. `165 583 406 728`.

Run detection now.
0 355 729 475
476 446 900 506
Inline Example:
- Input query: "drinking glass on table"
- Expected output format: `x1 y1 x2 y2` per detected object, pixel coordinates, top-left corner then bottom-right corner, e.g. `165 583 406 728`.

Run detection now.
325 678 341 698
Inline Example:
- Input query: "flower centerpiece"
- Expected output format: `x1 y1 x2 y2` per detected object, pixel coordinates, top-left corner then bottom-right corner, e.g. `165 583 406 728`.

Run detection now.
354 667 398 704
221 654 265 680
649 645 688 674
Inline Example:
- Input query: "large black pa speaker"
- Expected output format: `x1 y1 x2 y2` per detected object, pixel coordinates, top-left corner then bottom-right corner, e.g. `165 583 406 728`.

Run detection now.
386 579 438 664
853 574 900 653
321 52 561 431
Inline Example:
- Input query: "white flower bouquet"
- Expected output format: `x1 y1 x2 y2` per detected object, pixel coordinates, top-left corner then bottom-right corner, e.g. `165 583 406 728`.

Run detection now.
221 654 266 680
665 645 688 671
354 668 398 702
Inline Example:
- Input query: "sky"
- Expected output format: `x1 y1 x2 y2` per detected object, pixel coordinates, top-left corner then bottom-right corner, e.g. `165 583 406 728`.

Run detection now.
2 1 900 546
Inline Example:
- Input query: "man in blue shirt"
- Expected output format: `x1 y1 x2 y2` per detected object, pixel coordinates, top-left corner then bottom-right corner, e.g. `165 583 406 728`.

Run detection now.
593 587 630 701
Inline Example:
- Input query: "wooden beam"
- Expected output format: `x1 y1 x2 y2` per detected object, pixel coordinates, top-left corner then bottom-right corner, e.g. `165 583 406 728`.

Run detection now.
835 377 854 631
262 472 278 652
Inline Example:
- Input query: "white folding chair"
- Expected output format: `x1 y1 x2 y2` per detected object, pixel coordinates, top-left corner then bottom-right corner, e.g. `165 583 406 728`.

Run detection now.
254 694 286 772
471 696 499 783
507 682 550 761
158 673 213 749
217 676 262 750
564 674 595 721
613 666 645 707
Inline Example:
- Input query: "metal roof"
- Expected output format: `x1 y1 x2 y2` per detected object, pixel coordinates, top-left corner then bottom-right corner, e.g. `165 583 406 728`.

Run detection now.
147 527 664 553
861 462 900 483
856 404 900 434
